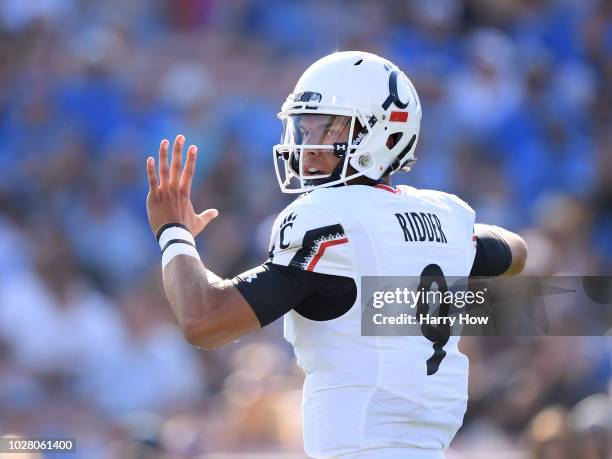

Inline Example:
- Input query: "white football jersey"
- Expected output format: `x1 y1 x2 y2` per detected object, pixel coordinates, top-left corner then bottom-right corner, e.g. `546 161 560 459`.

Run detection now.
268 184 476 459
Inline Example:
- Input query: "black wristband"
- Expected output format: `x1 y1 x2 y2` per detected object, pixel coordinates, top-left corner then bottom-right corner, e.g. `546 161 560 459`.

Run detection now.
156 222 190 241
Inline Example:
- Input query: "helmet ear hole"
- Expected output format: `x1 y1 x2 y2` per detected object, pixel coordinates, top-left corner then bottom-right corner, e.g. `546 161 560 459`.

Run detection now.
386 132 403 149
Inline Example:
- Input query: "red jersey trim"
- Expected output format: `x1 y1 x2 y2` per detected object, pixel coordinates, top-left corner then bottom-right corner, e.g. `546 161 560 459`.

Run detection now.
375 184 400 194
306 237 349 272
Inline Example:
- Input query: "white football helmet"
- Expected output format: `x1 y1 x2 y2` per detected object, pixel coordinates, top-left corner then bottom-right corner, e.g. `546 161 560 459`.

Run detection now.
273 51 422 193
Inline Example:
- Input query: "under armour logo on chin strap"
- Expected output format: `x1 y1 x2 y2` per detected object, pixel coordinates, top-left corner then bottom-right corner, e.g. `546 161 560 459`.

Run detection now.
333 142 348 157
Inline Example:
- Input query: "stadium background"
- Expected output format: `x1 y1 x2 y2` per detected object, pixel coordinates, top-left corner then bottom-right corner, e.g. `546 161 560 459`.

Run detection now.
0 0 610 458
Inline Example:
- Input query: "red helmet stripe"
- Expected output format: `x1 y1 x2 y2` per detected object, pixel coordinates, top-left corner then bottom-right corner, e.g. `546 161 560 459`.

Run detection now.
390 111 408 122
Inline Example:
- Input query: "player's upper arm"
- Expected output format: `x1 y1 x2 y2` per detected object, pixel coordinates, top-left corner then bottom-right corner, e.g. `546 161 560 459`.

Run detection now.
232 262 356 327
470 224 527 277
430 191 527 277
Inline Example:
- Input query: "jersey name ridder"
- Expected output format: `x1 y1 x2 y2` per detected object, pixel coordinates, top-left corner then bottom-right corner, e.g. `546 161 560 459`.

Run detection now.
395 211 448 243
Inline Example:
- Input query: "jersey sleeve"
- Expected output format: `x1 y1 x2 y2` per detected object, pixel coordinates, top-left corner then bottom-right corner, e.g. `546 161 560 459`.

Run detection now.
268 203 354 278
470 226 513 277
231 263 356 327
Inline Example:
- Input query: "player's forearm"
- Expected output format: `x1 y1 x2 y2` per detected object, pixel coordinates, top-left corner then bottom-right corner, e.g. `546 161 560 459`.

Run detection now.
474 223 527 276
145 136 262 350
162 255 229 344
161 254 259 349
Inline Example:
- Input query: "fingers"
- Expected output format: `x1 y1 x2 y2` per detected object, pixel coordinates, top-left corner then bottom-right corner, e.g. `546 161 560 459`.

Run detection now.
158 139 170 190
180 145 197 195
200 208 219 220
146 156 158 196
156 135 196 196
169 134 184 189
196 208 219 232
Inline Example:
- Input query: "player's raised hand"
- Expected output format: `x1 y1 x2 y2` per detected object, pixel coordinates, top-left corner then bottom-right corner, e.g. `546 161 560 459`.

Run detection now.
146 135 218 237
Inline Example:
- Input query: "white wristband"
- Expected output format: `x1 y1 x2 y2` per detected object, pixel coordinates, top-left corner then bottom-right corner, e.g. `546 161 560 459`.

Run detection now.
161 242 200 270
158 225 195 249
157 225 200 270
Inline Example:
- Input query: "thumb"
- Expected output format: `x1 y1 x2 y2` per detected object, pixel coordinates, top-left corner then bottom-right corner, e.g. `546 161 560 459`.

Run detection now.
196 208 219 231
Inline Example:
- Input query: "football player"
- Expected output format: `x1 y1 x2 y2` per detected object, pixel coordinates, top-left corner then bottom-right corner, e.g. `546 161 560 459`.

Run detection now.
146 51 527 459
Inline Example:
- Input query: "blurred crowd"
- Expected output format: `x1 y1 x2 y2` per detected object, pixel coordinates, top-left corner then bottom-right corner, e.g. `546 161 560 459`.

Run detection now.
0 0 610 458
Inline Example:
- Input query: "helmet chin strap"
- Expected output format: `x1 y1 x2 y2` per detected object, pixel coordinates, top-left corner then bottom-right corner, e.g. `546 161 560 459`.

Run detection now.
302 159 344 187
303 156 382 188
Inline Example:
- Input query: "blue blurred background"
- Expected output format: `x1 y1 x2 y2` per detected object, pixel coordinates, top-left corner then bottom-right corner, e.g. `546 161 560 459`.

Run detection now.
0 0 610 458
